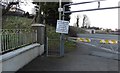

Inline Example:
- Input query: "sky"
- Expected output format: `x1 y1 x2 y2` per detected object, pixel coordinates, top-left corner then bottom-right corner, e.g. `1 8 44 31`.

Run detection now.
19 0 36 14
19 0 119 30
70 0 119 30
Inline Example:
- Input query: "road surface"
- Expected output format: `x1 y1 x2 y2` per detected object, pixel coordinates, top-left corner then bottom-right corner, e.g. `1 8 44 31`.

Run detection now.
77 34 118 40
77 34 119 52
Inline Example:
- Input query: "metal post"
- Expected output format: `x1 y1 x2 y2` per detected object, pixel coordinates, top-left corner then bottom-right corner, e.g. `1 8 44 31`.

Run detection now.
59 0 64 57
59 0 62 20
0 30 1 53
0 7 2 53
46 37 48 56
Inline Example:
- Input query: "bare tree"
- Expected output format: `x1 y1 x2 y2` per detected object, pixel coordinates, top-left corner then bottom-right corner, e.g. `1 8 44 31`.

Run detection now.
82 14 90 28
1 0 29 16
76 15 79 27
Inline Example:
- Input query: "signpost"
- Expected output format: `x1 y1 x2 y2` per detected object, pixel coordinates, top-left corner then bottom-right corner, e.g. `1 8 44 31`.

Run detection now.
56 20 69 57
58 0 65 57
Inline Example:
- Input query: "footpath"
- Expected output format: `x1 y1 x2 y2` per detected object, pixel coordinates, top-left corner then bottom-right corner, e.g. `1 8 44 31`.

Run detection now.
17 42 118 72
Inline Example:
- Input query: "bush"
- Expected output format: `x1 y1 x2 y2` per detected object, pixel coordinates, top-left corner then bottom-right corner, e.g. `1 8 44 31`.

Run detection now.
68 26 77 37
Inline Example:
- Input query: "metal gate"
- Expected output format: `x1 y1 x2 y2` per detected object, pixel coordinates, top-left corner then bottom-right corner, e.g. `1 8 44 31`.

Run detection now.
46 26 60 56
47 39 60 56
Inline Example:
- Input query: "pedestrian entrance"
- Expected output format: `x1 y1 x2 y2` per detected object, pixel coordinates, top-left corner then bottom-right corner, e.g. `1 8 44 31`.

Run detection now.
46 25 60 56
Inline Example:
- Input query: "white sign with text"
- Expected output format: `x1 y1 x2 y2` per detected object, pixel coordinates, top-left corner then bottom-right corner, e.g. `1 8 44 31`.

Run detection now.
56 20 69 34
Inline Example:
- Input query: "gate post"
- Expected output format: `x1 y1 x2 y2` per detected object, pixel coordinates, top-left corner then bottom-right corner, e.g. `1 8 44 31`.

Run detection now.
31 24 45 45
31 24 46 55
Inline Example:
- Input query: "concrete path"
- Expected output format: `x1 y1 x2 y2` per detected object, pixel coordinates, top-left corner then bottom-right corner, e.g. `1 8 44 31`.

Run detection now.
17 42 118 71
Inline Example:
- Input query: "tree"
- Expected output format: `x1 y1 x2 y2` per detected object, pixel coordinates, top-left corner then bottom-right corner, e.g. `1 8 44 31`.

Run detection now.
76 15 79 27
32 2 71 27
1 0 30 16
2 2 19 15
82 14 90 28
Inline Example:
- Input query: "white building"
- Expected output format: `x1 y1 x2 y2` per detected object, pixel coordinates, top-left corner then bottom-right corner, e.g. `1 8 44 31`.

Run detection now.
85 29 96 34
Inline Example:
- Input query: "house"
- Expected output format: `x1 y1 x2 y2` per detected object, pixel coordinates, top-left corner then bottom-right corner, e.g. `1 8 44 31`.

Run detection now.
85 29 96 34
9 7 25 16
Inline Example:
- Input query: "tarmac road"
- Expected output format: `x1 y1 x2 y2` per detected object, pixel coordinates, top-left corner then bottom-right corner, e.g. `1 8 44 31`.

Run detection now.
77 34 118 40
77 34 119 54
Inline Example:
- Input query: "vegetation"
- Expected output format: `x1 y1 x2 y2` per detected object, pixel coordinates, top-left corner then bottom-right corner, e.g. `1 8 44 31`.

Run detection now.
77 28 87 34
76 15 79 27
32 2 71 27
46 25 76 53
82 14 90 28
2 1 19 16
2 16 32 29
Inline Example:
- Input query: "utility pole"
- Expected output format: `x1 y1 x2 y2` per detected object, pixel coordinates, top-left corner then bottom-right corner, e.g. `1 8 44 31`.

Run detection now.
59 0 64 57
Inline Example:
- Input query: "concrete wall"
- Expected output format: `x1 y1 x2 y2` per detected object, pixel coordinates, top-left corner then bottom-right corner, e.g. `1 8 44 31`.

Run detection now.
0 43 44 72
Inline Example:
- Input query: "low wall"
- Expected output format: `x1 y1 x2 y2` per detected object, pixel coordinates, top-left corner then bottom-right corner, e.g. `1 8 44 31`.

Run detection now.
0 43 44 72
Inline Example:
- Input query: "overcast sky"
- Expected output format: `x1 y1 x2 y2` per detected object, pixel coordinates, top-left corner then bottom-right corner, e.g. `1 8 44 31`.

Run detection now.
19 0 36 14
70 0 119 30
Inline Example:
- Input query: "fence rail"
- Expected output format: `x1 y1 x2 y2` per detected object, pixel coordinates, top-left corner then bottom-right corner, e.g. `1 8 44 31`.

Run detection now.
0 29 37 54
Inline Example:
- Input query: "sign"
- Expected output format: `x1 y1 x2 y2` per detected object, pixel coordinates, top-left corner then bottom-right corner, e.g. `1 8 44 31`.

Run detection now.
56 20 69 34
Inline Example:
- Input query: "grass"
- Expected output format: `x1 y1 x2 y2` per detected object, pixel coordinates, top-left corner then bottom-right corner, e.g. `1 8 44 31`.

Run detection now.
2 15 32 29
64 40 76 53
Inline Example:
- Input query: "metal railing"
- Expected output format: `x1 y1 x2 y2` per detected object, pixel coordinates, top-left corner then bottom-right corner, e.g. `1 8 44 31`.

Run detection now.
0 29 37 53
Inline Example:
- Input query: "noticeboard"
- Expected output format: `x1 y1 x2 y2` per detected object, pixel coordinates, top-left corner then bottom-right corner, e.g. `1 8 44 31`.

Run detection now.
56 20 69 34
